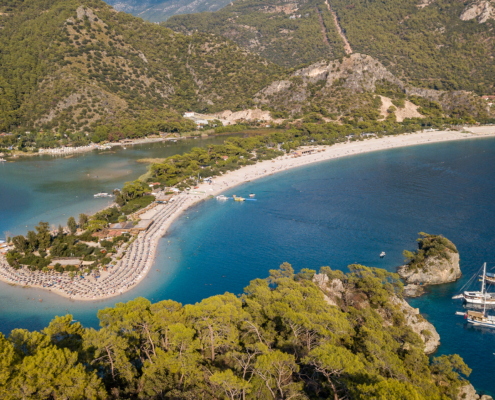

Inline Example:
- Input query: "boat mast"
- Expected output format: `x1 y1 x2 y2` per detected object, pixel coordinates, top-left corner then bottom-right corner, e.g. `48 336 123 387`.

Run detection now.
483 262 487 316
482 262 487 295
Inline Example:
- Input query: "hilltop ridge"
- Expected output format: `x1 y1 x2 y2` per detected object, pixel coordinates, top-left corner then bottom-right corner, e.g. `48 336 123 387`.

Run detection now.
255 53 488 120
0 0 281 132
165 0 495 94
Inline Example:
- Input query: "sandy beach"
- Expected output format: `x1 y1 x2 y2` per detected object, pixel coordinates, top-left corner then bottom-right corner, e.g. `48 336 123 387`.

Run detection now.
1 127 494 301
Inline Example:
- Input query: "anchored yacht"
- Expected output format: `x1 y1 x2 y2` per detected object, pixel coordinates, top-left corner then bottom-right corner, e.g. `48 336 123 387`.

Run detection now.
452 262 495 304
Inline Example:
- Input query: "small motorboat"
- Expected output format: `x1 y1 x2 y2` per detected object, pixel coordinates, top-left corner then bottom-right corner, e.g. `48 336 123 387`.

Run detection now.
216 195 228 200
249 193 255 198
380 252 386 258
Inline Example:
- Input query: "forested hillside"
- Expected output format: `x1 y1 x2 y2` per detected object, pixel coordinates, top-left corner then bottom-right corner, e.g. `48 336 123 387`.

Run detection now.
165 0 495 94
0 0 281 132
165 0 348 68
0 0 492 150
0 264 474 399
254 54 490 120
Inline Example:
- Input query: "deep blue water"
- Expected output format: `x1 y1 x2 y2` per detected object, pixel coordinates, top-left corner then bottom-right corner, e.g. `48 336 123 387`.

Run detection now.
1 137 495 394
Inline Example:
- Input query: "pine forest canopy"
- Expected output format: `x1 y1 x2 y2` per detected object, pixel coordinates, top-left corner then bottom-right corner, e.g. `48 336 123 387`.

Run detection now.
0 0 494 150
164 0 495 94
0 0 283 132
0 263 475 399
402 232 459 272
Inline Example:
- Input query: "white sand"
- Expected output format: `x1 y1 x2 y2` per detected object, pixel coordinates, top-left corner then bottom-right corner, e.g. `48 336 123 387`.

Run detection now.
1 127 494 301
192 127 495 199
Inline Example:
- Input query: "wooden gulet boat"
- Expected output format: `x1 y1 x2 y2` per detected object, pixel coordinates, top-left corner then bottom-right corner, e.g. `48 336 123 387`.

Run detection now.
452 262 495 305
456 263 495 328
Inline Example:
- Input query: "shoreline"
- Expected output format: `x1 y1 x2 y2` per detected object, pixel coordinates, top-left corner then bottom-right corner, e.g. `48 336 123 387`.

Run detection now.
1 127 494 301
5 137 179 159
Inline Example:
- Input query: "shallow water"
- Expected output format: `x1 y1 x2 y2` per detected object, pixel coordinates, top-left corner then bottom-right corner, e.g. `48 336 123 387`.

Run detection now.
0 137 229 236
1 137 495 394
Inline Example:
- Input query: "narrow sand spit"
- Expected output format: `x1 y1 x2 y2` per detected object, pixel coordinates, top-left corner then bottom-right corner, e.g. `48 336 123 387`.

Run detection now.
1 128 493 300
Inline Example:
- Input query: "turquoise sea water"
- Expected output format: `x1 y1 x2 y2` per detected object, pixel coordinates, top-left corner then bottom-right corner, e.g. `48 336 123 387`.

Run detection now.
1 137 495 394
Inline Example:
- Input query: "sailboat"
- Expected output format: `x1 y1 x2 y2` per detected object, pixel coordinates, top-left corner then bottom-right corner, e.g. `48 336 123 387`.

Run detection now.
456 263 495 328
452 262 495 304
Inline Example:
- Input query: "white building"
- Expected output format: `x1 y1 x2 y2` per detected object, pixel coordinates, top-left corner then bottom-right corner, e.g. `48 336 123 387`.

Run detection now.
184 112 195 118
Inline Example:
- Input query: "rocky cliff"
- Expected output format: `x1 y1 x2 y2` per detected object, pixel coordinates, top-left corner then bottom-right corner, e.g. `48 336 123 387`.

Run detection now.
254 53 486 117
398 251 461 285
460 0 495 24
312 272 441 354
457 383 494 400
399 233 461 286
390 295 441 354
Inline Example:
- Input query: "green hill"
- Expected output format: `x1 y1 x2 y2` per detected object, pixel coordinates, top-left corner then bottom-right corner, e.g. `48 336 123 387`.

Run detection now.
0 264 476 399
0 0 282 132
164 0 495 94
164 0 348 68
0 0 492 148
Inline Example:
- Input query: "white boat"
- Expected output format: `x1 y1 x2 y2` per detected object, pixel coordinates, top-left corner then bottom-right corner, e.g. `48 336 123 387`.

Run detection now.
94 193 109 198
216 195 228 200
457 291 495 305
249 193 255 198
0 158 6 162
456 263 495 328
452 262 495 304
380 252 386 258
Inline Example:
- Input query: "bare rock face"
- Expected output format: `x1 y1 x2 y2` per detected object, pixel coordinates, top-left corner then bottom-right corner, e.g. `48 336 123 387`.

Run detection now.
313 273 440 354
460 1 495 23
254 53 481 116
456 384 494 400
457 383 479 400
403 284 425 297
391 296 441 354
312 273 344 307
398 251 461 285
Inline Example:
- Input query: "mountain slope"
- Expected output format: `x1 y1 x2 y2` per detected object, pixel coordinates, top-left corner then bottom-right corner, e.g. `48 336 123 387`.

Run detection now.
255 53 488 120
105 0 231 23
164 0 495 94
0 0 282 132
164 0 348 68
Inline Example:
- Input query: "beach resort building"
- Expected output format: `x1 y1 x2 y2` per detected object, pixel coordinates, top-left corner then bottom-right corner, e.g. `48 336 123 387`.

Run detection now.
109 219 154 234
156 194 174 203
0 242 14 255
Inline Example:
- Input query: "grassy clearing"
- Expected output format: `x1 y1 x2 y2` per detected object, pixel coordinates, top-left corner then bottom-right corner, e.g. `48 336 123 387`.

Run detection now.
122 196 155 215
136 158 166 164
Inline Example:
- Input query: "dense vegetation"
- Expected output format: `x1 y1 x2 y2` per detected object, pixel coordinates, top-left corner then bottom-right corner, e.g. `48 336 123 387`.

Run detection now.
165 0 495 94
6 221 122 274
0 0 493 154
0 0 282 134
5 180 153 273
165 0 347 68
331 0 495 94
403 232 458 272
0 263 473 399
146 115 484 187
